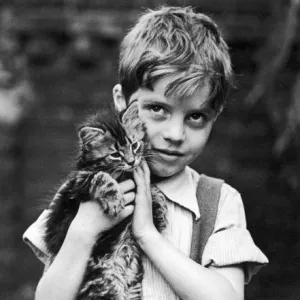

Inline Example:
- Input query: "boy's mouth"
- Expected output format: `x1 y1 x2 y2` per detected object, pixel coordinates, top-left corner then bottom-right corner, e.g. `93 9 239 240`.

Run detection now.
153 148 184 157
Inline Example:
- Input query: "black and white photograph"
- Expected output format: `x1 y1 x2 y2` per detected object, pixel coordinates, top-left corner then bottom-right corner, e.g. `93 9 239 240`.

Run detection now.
0 0 299 299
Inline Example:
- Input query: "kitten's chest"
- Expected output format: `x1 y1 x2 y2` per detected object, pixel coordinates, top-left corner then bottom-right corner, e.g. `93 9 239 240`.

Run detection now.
117 172 133 183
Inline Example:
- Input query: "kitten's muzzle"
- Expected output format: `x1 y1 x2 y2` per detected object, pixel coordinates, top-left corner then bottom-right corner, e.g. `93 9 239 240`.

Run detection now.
126 159 135 167
125 157 141 171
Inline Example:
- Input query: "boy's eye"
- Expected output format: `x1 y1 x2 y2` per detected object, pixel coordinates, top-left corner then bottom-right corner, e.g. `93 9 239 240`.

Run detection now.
109 152 122 160
150 105 165 115
190 113 202 121
151 106 162 112
188 113 207 125
131 141 140 152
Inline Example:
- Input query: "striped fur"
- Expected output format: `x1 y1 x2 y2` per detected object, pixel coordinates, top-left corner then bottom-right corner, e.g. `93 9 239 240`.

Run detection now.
44 101 167 300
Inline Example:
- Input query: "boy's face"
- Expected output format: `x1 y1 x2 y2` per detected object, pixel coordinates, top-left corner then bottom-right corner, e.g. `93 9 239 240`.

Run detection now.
113 76 216 177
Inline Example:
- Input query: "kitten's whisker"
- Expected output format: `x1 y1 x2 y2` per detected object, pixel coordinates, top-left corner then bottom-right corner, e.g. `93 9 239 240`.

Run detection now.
143 154 156 159
144 156 155 164
144 156 155 159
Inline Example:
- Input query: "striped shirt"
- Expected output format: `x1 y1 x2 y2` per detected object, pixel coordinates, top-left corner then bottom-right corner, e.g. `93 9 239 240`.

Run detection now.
23 166 268 299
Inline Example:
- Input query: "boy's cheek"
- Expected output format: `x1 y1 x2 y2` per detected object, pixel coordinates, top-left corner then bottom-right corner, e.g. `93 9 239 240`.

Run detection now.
138 109 151 124
139 119 158 138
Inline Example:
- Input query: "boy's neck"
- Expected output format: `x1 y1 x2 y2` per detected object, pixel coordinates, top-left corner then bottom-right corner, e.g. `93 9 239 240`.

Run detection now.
150 168 186 184
150 173 170 184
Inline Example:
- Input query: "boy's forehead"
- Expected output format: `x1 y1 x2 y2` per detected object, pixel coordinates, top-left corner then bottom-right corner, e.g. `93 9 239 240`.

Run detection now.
129 76 212 108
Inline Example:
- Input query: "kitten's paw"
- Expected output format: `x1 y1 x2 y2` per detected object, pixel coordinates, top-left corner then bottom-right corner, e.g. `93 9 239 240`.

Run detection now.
90 171 124 217
151 186 168 232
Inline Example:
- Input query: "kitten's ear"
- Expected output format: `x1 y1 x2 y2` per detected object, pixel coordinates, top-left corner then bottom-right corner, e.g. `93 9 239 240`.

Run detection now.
121 100 145 141
78 127 105 144
121 100 139 124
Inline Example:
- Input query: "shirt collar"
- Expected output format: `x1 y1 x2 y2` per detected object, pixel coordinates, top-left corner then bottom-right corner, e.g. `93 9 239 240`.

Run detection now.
155 166 200 220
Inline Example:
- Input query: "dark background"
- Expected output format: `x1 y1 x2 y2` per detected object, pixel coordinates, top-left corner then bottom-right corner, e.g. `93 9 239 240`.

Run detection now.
0 0 299 299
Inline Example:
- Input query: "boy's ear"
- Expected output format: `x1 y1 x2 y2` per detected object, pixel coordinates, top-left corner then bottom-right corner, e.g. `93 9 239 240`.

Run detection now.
214 106 224 121
112 84 127 113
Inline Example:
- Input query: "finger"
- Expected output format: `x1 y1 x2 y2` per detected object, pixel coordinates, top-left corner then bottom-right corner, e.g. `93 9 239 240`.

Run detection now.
133 170 151 203
136 162 150 191
119 179 135 194
118 205 134 221
141 161 151 186
141 160 150 175
123 192 135 205
133 166 144 187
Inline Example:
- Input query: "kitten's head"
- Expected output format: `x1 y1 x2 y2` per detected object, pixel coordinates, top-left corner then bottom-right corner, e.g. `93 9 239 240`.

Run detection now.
77 101 146 174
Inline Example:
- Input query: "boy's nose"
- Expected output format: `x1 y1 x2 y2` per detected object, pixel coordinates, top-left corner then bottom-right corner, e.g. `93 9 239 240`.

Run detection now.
162 119 185 144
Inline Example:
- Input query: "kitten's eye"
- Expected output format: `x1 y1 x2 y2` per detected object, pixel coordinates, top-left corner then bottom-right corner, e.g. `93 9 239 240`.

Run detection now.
109 152 122 160
131 141 140 152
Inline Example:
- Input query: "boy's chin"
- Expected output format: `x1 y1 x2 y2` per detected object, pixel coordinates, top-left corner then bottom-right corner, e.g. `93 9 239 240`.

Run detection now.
148 162 184 178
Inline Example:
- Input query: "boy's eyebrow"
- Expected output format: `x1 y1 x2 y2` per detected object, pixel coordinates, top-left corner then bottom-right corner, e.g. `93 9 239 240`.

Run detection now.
139 95 215 113
139 95 168 103
197 99 214 110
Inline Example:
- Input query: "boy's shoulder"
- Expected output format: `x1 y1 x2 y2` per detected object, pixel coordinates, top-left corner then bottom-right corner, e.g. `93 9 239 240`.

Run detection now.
187 166 242 217
187 166 240 195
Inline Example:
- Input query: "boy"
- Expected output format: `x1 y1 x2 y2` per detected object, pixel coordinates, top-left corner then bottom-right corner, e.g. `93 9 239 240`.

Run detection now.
24 6 268 300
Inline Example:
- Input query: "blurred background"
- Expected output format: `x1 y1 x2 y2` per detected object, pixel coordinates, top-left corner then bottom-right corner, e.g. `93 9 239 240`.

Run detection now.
0 0 299 299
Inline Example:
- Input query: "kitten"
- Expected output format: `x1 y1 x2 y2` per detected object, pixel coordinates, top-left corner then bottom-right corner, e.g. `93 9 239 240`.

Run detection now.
44 100 168 300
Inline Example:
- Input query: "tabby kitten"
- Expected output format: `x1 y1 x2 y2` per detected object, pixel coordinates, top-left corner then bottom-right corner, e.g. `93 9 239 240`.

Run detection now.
44 101 168 300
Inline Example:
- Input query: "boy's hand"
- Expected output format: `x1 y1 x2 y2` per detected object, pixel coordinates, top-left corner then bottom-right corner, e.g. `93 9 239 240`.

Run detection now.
69 179 135 245
132 161 158 242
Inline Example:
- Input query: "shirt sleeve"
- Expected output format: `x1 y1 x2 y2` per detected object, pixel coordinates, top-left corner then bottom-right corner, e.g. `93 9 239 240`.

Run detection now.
23 210 52 270
201 183 269 284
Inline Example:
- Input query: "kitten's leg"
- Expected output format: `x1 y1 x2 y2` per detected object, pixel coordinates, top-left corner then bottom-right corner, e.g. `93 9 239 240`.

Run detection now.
127 283 143 300
50 170 94 206
150 186 168 232
78 224 143 300
114 224 143 291
78 255 128 300
90 171 124 217
45 171 94 255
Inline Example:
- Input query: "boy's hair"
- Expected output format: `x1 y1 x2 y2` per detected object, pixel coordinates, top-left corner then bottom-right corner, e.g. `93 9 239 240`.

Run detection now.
118 6 233 112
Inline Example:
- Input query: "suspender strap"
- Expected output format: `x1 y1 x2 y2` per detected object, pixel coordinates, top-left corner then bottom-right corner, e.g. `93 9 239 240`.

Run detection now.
190 174 224 264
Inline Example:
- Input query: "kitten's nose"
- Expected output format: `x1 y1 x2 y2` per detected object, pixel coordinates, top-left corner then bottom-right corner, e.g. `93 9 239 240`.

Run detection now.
127 159 135 166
